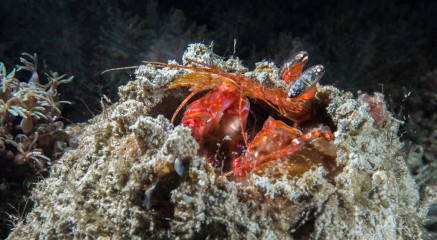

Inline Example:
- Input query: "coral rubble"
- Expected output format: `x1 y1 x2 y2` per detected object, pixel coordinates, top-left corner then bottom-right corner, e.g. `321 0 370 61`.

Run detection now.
7 44 434 239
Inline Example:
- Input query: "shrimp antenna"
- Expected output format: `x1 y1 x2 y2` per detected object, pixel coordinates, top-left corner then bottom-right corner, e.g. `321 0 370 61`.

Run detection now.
171 75 219 123
101 61 175 75
238 86 249 148
101 66 139 75
171 88 202 123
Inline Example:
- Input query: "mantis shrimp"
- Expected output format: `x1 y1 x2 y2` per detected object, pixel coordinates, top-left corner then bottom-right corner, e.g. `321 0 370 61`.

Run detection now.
145 51 335 178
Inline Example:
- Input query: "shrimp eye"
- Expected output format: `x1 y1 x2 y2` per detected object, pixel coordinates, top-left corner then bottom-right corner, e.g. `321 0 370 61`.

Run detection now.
279 51 308 83
287 65 325 98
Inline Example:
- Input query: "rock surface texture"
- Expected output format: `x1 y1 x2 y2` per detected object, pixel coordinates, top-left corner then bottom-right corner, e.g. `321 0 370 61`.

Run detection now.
8 44 434 239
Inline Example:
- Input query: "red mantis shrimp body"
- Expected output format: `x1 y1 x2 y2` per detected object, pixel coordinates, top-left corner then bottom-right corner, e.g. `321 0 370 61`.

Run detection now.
157 51 334 178
181 82 249 145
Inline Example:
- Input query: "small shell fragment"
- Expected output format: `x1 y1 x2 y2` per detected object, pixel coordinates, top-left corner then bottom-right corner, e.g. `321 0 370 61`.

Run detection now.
174 157 184 176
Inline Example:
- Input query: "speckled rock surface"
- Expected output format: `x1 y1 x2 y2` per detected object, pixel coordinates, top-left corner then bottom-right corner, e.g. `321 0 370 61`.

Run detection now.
7 44 434 239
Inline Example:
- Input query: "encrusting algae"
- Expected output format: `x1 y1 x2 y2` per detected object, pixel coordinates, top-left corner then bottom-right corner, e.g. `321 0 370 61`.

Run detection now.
7 43 435 239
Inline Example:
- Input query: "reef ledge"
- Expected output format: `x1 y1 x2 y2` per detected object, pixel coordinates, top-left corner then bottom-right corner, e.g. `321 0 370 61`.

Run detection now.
7 43 434 239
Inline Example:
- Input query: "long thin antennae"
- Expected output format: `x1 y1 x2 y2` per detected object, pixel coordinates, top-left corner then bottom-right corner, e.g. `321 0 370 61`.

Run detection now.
239 86 249 148
184 58 215 68
101 61 176 75
171 88 202 123
142 61 172 66
101 66 139 75
171 75 218 123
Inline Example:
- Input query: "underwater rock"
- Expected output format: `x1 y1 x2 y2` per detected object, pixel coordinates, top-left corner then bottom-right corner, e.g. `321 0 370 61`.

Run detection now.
7 44 433 239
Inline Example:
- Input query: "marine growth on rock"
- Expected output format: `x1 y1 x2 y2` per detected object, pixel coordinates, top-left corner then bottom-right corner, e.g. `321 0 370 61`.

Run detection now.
6 44 434 240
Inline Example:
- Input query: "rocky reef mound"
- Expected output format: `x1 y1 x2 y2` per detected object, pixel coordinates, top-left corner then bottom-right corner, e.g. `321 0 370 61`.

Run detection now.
7 44 434 239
